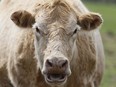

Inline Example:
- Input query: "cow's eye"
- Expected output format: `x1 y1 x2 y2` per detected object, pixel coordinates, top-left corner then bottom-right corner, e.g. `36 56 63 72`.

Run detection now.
73 29 77 34
36 27 40 33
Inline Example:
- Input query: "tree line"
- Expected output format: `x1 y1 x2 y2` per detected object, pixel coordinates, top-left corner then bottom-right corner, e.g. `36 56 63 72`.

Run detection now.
83 0 116 3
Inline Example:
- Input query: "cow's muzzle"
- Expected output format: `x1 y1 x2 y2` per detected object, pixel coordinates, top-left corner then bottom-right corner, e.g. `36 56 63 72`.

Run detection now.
42 57 71 85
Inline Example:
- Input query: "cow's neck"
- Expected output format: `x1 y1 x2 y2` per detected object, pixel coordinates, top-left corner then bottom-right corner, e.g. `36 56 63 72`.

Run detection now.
66 33 97 87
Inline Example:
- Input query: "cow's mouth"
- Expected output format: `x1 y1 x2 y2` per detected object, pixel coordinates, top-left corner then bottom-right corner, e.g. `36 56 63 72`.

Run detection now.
44 74 67 84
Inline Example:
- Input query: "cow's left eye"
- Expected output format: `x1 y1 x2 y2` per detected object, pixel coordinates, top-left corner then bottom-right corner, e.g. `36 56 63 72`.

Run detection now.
73 29 77 34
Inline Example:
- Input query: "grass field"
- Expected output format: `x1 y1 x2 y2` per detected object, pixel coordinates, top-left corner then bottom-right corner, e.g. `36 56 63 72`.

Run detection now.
84 2 116 87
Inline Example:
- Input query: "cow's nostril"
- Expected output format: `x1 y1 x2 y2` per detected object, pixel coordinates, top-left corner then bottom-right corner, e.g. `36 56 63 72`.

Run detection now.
46 59 53 67
46 58 68 69
61 60 68 68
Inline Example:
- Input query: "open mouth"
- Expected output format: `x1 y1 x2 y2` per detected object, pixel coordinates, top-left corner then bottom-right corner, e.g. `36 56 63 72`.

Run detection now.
44 74 67 84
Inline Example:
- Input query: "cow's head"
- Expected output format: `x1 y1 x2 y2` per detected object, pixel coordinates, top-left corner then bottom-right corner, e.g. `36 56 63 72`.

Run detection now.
11 1 102 86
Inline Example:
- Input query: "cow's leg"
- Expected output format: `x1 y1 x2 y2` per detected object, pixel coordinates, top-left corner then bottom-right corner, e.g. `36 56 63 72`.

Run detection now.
0 66 13 87
6 32 38 87
7 56 37 87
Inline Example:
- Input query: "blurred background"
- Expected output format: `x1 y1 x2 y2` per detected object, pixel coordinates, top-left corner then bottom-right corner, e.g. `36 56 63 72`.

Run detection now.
82 0 116 87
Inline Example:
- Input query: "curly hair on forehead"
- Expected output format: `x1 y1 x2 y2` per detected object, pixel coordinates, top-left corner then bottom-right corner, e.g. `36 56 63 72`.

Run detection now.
33 0 77 25
34 1 70 11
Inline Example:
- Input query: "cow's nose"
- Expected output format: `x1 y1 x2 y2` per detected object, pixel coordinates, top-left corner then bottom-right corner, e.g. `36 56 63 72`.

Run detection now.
43 58 71 83
46 58 68 69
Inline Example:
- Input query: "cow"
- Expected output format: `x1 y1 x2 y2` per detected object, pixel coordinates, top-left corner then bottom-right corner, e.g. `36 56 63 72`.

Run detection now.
0 0 105 87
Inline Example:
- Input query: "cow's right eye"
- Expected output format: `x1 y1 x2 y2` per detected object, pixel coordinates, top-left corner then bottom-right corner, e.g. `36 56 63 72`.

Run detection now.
36 27 40 33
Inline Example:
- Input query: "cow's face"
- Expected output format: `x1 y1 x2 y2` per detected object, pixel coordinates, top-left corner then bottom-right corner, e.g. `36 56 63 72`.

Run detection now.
11 3 102 86
33 9 77 86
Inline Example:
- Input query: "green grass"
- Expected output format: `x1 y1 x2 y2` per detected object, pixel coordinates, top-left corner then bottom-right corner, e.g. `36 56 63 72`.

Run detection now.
84 2 116 87
84 2 116 35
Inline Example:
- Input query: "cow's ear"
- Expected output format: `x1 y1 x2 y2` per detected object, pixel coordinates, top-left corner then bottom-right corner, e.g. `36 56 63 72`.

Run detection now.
11 10 35 28
78 13 103 31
